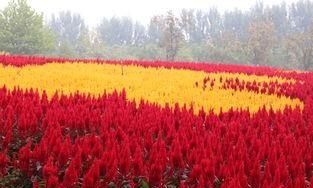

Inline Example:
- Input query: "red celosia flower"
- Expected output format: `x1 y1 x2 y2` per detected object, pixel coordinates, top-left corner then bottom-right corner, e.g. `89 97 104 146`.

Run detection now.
132 143 145 177
149 162 163 187
0 57 312 188
46 175 59 188
58 136 71 167
170 138 184 169
310 176 313 188
18 142 32 176
82 159 100 188
118 140 131 176
43 157 58 179
0 152 8 177
62 160 79 188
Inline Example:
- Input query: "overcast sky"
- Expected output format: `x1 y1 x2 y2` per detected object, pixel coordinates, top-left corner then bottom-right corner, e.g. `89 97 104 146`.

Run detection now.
0 0 300 27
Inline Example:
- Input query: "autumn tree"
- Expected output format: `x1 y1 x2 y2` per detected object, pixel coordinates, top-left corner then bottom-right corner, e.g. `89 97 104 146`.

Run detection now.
161 11 184 61
247 19 275 66
286 22 313 70
148 15 166 45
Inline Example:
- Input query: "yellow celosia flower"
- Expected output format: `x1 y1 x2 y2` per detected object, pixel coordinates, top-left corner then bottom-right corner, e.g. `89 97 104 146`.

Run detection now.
0 63 303 113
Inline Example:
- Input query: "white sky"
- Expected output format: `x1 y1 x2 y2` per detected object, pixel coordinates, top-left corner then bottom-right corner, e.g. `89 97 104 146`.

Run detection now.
0 0 300 27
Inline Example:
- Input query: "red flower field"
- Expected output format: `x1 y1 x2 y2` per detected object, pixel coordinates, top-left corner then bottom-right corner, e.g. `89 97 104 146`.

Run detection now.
0 55 313 187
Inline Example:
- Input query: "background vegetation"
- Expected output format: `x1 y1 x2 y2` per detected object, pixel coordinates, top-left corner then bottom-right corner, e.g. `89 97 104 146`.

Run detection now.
1 0 313 70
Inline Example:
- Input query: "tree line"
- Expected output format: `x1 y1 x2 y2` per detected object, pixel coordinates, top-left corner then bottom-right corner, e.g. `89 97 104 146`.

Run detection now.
1 0 313 70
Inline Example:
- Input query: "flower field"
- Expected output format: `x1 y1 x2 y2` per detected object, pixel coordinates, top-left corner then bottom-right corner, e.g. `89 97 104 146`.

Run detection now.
0 55 312 187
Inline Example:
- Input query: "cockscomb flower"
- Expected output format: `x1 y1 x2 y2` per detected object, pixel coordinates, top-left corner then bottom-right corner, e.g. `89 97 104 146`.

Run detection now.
18 142 32 176
62 160 79 188
43 157 58 179
0 152 8 177
82 159 100 188
0 55 312 187
170 138 184 169
46 175 59 188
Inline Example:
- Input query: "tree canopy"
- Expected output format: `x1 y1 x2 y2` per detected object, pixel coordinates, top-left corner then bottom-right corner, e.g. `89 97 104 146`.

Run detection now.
1 0 313 70
0 0 54 55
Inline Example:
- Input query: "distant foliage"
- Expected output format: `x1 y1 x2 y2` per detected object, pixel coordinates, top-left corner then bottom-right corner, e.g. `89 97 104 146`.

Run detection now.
1 0 313 69
0 0 54 55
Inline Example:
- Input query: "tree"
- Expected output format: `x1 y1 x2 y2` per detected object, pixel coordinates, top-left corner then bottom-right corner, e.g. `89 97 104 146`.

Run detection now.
223 9 250 39
267 3 289 36
180 9 196 42
207 8 222 39
289 0 313 32
161 11 184 61
247 19 275 66
0 0 54 55
214 31 248 64
119 17 134 45
76 26 91 58
286 23 313 70
148 15 165 44
98 17 134 46
194 10 209 43
49 11 90 57
133 22 147 46
250 1 265 20
50 11 85 45
57 40 76 58
134 43 166 60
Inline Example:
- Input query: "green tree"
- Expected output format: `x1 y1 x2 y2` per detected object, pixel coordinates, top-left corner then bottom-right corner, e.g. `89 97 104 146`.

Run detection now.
133 22 147 46
214 31 249 64
98 17 134 46
0 0 54 55
138 43 166 60
176 45 194 61
76 26 92 58
49 11 91 58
